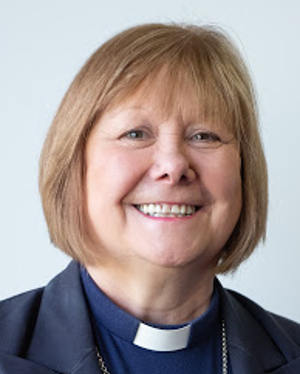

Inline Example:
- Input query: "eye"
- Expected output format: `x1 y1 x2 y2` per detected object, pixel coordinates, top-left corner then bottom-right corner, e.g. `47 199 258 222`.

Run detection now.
191 132 220 142
119 127 155 148
189 131 224 149
124 129 148 140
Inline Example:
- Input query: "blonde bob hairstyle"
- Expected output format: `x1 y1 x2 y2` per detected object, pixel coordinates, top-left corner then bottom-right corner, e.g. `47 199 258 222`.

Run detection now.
39 23 268 273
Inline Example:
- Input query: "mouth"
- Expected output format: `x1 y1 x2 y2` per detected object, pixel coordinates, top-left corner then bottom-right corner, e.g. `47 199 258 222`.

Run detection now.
134 203 201 218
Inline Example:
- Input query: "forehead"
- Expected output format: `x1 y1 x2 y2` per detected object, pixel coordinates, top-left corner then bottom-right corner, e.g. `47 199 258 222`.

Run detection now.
104 71 230 131
112 89 200 123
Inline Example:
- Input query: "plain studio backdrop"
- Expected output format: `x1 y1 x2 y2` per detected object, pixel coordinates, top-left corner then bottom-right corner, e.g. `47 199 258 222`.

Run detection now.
1 0 299 321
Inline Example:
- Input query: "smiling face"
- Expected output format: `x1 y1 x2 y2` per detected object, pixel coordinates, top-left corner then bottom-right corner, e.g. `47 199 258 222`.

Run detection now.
84 84 242 274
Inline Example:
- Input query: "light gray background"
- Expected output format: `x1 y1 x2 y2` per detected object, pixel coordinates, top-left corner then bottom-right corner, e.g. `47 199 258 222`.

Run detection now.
1 0 299 321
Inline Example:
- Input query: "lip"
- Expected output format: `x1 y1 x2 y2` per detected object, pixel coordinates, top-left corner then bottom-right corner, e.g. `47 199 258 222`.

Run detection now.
136 211 199 221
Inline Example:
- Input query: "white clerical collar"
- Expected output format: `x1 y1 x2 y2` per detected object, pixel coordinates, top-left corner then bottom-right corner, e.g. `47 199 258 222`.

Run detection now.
133 322 191 352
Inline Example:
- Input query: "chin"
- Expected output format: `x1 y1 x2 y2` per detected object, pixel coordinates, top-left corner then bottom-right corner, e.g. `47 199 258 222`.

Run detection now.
137 244 211 270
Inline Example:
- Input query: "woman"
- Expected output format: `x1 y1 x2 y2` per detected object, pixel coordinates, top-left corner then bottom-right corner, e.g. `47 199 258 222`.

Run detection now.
1 23 299 374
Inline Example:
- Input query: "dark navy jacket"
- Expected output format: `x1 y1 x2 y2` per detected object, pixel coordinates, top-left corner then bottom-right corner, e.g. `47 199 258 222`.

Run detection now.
1 261 300 374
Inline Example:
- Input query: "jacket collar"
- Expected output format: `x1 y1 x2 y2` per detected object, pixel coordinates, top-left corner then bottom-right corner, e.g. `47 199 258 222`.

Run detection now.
11 262 300 374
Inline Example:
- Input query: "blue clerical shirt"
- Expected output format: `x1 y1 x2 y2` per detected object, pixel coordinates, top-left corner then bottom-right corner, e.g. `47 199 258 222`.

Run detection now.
81 267 232 374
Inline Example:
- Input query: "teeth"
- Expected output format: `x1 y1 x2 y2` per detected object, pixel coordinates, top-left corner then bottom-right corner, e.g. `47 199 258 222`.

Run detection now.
137 203 198 217
162 204 171 214
171 205 180 214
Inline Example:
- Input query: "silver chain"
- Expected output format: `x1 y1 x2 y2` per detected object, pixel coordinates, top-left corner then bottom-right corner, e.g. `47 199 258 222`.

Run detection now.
96 346 111 374
96 319 228 374
221 319 228 374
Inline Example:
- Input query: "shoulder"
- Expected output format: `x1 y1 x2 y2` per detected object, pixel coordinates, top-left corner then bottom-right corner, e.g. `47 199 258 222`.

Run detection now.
0 288 45 355
228 288 300 336
0 262 82 357
222 285 300 358
217 282 300 371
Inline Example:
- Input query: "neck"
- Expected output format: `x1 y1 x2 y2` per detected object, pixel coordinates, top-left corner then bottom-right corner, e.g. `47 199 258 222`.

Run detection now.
87 260 215 325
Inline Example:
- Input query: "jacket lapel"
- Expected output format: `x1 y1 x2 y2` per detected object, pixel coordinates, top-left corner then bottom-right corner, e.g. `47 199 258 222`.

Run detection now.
269 357 300 374
0 351 57 374
25 262 100 374
0 350 101 374
218 280 300 373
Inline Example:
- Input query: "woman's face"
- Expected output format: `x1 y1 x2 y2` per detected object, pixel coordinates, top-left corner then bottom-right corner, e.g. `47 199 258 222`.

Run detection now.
85 88 242 272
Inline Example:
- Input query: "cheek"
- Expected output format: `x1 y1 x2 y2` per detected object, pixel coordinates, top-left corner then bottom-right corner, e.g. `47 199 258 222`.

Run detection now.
85 145 150 204
200 149 242 203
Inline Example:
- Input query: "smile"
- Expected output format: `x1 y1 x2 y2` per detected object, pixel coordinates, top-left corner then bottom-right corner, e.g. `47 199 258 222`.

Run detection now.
135 203 200 218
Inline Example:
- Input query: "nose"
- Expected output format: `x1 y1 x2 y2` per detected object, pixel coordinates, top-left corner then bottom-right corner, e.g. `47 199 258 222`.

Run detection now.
149 144 196 186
